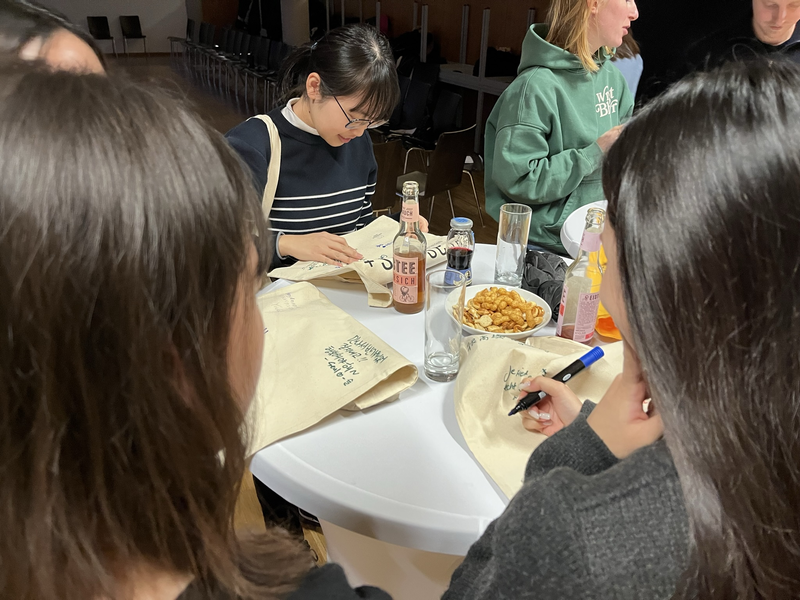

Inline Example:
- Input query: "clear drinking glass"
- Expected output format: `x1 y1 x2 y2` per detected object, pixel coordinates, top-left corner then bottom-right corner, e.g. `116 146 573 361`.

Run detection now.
424 269 466 382
494 203 532 287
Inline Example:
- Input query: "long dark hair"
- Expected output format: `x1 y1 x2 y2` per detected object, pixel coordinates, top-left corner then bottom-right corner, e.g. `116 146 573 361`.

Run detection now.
278 23 400 121
0 0 105 66
603 58 800 599
0 62 310 599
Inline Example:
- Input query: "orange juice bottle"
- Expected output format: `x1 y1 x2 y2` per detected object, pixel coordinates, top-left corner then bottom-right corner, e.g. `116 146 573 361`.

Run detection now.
594 245 622 340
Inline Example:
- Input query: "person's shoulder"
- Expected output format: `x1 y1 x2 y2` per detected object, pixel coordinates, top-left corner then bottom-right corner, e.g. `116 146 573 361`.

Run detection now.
513 65 561 92
507 442 688 595
514 440 683 527
225 115 269 141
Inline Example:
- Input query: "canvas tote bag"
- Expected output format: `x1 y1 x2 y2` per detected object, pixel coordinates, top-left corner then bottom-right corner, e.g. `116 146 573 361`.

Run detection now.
269 216 448 308
244 281 419 456
453 335 624 497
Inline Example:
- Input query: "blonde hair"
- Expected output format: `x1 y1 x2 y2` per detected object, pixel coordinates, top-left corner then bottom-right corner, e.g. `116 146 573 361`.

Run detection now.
546 0 608 73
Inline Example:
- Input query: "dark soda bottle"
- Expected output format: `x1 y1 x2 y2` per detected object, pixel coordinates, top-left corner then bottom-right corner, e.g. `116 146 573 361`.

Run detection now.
445 217 474 286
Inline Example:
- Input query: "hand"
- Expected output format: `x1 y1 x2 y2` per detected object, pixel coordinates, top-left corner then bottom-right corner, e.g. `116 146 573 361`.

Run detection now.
279 232 363 266
518 376 583 437
586 341 663 459
596 125 624 153
418 216 429 233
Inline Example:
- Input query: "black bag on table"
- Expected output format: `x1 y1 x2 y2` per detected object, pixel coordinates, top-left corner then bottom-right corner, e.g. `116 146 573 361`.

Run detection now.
521 250 567 320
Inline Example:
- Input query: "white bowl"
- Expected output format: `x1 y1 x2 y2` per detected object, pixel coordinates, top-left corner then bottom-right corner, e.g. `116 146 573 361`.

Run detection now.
560 200 608 258
445 284 552 340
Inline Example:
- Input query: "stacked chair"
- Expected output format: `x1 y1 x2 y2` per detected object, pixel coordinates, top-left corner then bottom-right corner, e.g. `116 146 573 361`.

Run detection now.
169 18 293 114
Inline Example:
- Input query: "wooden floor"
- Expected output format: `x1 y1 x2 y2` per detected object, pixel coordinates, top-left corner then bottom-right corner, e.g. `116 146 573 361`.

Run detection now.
108 55 496 554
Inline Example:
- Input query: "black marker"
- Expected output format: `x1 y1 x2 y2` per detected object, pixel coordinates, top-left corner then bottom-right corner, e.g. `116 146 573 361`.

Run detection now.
508 347 605 416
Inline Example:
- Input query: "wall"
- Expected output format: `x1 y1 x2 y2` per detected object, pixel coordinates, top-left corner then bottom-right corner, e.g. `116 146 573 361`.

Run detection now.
282 0 310 46
40 0 187 54
201 0 238 29
358 0 551 64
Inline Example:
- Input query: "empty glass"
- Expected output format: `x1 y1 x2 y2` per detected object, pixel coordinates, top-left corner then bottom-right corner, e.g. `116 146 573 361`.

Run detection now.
494 203 532 287
424 269 466 382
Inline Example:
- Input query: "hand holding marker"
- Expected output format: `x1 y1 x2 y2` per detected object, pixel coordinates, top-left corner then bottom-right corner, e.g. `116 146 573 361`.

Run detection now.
508 347 605 416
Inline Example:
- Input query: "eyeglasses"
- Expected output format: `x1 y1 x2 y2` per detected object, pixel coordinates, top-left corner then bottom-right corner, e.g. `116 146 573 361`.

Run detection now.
332 95 386 130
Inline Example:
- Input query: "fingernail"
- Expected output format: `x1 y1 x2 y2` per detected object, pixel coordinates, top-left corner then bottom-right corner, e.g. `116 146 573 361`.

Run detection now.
529 409 550 420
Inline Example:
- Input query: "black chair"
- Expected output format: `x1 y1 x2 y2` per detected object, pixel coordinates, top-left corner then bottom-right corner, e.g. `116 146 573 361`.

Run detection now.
187 22 216 85
119 16 147 57
390 76 430 132
168 18 194 67
369 134 405 215
396 125 484 224
249 40 290 112
243 38 272 110
203 27 233 92
86 16 117 58
402 89 463 170
236 34 264 110
410 61 440 87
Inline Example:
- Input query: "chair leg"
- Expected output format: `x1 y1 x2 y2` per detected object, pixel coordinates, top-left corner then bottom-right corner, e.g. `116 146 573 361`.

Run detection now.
464 170 485 226
111 38 118 59
428 195 436 222
447 190 455 219
144 38 148 59
123 37 128 57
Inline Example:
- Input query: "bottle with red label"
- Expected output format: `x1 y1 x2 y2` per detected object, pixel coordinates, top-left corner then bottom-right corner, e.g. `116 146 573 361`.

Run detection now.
556 207 605 343
392 181 427 313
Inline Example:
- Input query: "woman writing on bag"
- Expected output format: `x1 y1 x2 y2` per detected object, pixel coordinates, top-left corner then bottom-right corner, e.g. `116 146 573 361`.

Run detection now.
484 0 638 254
226 24 401 269
445 59 800 598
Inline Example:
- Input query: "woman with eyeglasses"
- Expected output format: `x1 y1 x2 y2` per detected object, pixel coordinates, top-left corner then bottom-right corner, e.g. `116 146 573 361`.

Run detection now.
226 24 403 269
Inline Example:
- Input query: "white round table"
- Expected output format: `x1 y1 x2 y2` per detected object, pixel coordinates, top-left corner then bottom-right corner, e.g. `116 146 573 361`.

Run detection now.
251 243 559 597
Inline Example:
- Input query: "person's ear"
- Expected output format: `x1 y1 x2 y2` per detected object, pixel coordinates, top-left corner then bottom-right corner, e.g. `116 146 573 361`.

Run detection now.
306 72 322 101
588 0 600 15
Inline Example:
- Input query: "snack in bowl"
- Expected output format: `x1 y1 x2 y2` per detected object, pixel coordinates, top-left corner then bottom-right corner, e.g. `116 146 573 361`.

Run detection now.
454 286 546 333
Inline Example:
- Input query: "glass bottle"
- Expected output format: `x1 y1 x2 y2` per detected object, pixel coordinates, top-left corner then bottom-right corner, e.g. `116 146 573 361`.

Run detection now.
556 208 605 343
445 217 474 286
392 181 427 314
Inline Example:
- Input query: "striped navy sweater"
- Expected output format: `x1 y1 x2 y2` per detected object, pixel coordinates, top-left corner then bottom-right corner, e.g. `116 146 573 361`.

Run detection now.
225 105 377 269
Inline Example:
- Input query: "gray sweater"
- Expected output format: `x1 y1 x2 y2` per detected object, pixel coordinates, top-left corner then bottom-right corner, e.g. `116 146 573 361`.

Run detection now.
443 403 689 599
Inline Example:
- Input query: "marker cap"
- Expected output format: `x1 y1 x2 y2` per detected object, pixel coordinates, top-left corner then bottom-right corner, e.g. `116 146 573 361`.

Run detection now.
579 347 604 368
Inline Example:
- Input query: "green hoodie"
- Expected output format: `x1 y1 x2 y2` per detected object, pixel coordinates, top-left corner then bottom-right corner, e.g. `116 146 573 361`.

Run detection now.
484 24 634 253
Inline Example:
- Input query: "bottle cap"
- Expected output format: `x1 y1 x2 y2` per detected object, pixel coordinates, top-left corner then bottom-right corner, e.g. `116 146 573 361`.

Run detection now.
450 217 473 230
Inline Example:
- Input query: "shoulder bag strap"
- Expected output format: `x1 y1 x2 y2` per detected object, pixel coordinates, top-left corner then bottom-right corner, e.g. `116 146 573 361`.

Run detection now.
249 114 281 219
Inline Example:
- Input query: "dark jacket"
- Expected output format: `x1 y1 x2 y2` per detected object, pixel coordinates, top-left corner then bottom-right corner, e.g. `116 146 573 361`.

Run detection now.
443 402 689 600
